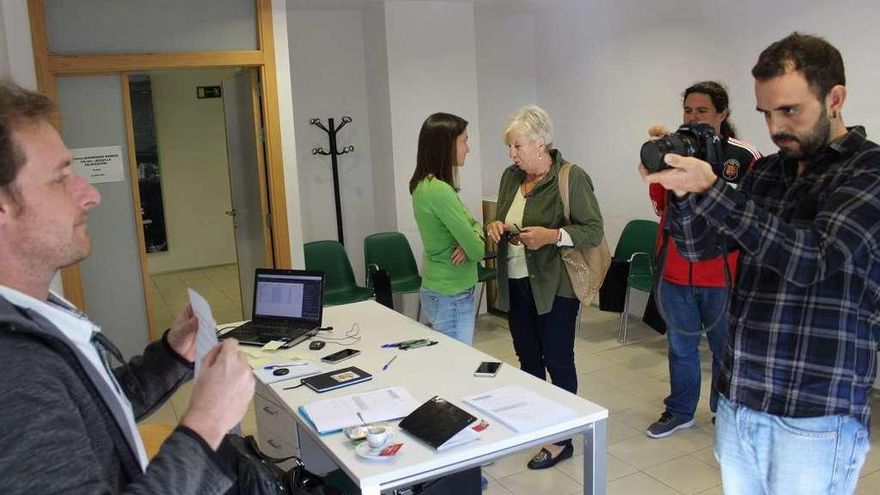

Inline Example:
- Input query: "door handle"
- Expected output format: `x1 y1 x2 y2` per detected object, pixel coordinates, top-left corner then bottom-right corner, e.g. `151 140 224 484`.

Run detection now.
224 209 237 217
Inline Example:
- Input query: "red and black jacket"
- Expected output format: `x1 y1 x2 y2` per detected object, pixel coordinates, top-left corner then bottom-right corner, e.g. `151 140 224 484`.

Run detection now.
649 136 761 287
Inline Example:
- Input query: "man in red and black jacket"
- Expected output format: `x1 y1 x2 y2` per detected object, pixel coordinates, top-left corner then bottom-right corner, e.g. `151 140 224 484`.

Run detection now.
645 81 761 439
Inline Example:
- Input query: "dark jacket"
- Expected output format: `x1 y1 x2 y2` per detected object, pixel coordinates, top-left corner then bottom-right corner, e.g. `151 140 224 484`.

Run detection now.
0 295 233 494
493 149 605 314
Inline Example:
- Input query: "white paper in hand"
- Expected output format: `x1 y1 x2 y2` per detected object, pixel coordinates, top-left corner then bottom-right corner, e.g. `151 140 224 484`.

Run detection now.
187 288 219 377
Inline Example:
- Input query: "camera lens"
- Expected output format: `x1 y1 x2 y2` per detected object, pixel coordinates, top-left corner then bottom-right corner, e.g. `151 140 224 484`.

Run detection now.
640 133 699 172
640 140 666 173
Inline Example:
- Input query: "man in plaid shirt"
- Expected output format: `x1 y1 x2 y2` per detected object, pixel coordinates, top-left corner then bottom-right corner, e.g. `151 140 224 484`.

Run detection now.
643 33 880 495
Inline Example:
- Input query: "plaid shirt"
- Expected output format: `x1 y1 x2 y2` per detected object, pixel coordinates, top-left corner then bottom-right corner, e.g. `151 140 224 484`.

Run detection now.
668 126 880 429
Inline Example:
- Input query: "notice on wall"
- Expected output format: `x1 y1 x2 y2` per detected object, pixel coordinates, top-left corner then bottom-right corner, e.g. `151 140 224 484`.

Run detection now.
71 146 125 184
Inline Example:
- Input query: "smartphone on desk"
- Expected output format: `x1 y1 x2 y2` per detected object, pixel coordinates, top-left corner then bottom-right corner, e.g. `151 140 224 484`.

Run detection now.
474 361 501 377
321 348 361 364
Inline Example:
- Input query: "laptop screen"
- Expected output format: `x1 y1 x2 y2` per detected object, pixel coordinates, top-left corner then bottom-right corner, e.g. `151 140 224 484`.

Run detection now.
253 270 323 321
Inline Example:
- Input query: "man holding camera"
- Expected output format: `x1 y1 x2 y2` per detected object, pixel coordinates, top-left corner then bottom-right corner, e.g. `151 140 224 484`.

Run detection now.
643 82 760 439
643 33 879 494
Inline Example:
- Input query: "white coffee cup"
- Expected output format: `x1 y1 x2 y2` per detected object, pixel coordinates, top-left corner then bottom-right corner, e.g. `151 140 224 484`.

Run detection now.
366 425 392 449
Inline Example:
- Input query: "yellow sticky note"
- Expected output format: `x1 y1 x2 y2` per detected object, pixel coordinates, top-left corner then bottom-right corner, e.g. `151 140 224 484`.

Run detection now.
261 340 287 351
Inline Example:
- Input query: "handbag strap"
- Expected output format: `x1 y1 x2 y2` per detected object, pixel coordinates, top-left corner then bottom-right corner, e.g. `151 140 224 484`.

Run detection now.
558 162 573 226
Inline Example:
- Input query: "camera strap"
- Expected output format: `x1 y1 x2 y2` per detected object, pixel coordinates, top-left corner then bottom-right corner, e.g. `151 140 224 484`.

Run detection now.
652 195 733 337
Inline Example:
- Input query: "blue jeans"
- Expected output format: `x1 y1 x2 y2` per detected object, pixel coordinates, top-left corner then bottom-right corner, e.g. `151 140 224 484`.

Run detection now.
507 277 580 448
715 396 870 495
657 280 728 418
420 286 476 345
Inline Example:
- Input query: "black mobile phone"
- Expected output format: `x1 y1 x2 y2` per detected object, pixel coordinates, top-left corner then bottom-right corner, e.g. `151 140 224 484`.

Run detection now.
321 348 361 364
474 361 502 377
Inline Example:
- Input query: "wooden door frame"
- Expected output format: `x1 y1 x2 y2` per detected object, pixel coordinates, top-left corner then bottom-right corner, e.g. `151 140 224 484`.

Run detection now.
27 0 291 340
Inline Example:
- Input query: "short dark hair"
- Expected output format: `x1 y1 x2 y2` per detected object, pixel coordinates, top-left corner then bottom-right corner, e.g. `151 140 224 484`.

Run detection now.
751 32 845 99
0 81 56 198
409 112 468 194
682 81 737 139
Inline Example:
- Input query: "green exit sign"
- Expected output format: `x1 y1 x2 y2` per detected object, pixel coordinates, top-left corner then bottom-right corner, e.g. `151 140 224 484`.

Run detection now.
196 86 222 99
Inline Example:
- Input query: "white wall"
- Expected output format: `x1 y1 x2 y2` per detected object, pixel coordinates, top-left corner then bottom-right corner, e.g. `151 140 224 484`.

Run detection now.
288 8 376 283
271 0 305 269
0 4 11 78
147 69 239 274
363 1 398 234
475 11 537 201
384 0 484 261
533 0 880 250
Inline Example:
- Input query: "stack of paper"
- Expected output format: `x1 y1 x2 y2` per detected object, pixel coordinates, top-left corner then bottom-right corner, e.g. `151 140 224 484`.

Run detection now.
435 424 479 451
300 386 420 434
463 386 577 433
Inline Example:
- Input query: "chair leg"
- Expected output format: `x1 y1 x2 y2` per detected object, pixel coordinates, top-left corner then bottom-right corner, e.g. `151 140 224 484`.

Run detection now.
474 282 486 322
618 286 631 344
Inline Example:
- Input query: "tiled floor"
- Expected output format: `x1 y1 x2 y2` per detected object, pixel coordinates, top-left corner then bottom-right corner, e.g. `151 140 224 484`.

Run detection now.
141 303 880 494
148 264 244 330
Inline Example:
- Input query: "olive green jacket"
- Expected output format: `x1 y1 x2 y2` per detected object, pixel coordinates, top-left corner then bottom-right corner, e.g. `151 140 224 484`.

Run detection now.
493 149 604 314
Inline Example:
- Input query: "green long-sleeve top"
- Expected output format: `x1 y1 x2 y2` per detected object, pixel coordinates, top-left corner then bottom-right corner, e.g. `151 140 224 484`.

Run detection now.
412 177 485 295
493 149 604 314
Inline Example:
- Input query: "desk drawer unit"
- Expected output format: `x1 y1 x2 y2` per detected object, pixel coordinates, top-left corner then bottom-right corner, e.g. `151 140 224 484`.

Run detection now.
254 391 299 460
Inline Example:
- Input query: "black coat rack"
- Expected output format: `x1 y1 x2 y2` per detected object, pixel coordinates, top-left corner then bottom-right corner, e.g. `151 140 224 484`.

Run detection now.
310 116 354 245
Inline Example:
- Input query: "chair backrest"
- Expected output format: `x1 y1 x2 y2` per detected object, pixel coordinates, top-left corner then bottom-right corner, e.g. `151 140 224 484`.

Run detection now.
363 232 420 284
304 240 358 292
613 219 660 263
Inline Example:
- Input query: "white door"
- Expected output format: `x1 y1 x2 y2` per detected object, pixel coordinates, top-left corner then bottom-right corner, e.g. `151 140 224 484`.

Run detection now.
222 70 273 318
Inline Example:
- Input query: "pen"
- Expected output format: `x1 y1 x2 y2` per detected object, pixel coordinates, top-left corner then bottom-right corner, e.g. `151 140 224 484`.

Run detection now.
381 338 425 348
382 355 398 371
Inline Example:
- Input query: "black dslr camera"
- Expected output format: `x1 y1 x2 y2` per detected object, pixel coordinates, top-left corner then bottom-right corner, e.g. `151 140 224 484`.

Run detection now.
640 122 723 172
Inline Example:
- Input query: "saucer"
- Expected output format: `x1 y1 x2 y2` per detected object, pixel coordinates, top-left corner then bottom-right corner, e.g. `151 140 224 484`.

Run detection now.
355 437 398 461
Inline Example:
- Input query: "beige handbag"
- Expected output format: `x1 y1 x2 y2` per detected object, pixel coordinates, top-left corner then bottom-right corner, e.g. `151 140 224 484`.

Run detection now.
557 162 612 305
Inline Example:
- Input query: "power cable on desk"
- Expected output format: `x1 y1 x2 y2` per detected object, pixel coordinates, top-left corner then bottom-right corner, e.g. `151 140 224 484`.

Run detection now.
308 322 362 346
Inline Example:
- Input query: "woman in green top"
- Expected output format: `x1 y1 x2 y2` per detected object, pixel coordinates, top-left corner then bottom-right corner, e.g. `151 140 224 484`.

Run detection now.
486 105 605 470
410 113 485 345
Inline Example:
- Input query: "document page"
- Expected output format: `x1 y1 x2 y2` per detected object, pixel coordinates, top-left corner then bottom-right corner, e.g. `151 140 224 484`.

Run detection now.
187 288 218 377
463 385 578 433
301 386 420 434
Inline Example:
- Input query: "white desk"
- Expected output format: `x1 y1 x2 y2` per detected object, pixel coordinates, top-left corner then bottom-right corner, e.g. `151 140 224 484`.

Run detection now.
253 301 608 495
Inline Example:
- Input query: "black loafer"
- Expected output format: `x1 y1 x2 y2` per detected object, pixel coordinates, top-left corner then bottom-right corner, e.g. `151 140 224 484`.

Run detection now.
527 444 574 470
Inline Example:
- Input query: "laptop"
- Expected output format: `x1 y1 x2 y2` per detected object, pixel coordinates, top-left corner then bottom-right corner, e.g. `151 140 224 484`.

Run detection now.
220 268 325 348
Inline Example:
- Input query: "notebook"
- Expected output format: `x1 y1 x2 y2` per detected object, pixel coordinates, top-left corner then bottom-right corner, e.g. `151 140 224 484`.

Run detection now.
399 396 479 450
220 268 324 348
299 386 419 434
300 366 373 393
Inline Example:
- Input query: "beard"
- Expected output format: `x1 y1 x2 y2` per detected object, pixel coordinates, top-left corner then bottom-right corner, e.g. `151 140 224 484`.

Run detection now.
773 106 832 161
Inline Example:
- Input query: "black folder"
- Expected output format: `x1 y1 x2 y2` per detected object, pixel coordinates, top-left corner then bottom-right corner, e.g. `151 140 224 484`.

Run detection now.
399 396 477 449
300 366 372 393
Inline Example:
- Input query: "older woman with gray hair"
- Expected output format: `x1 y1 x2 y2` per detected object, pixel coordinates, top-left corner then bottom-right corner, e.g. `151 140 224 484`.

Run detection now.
486 105 604 470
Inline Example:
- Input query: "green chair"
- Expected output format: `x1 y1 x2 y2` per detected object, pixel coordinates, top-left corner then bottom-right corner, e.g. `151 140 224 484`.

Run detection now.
614 220 660 344
304 240 374 306
364 232 422 318
474 262 497 319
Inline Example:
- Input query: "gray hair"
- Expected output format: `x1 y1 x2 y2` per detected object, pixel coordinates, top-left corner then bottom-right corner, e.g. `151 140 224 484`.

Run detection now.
502 104 554 148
